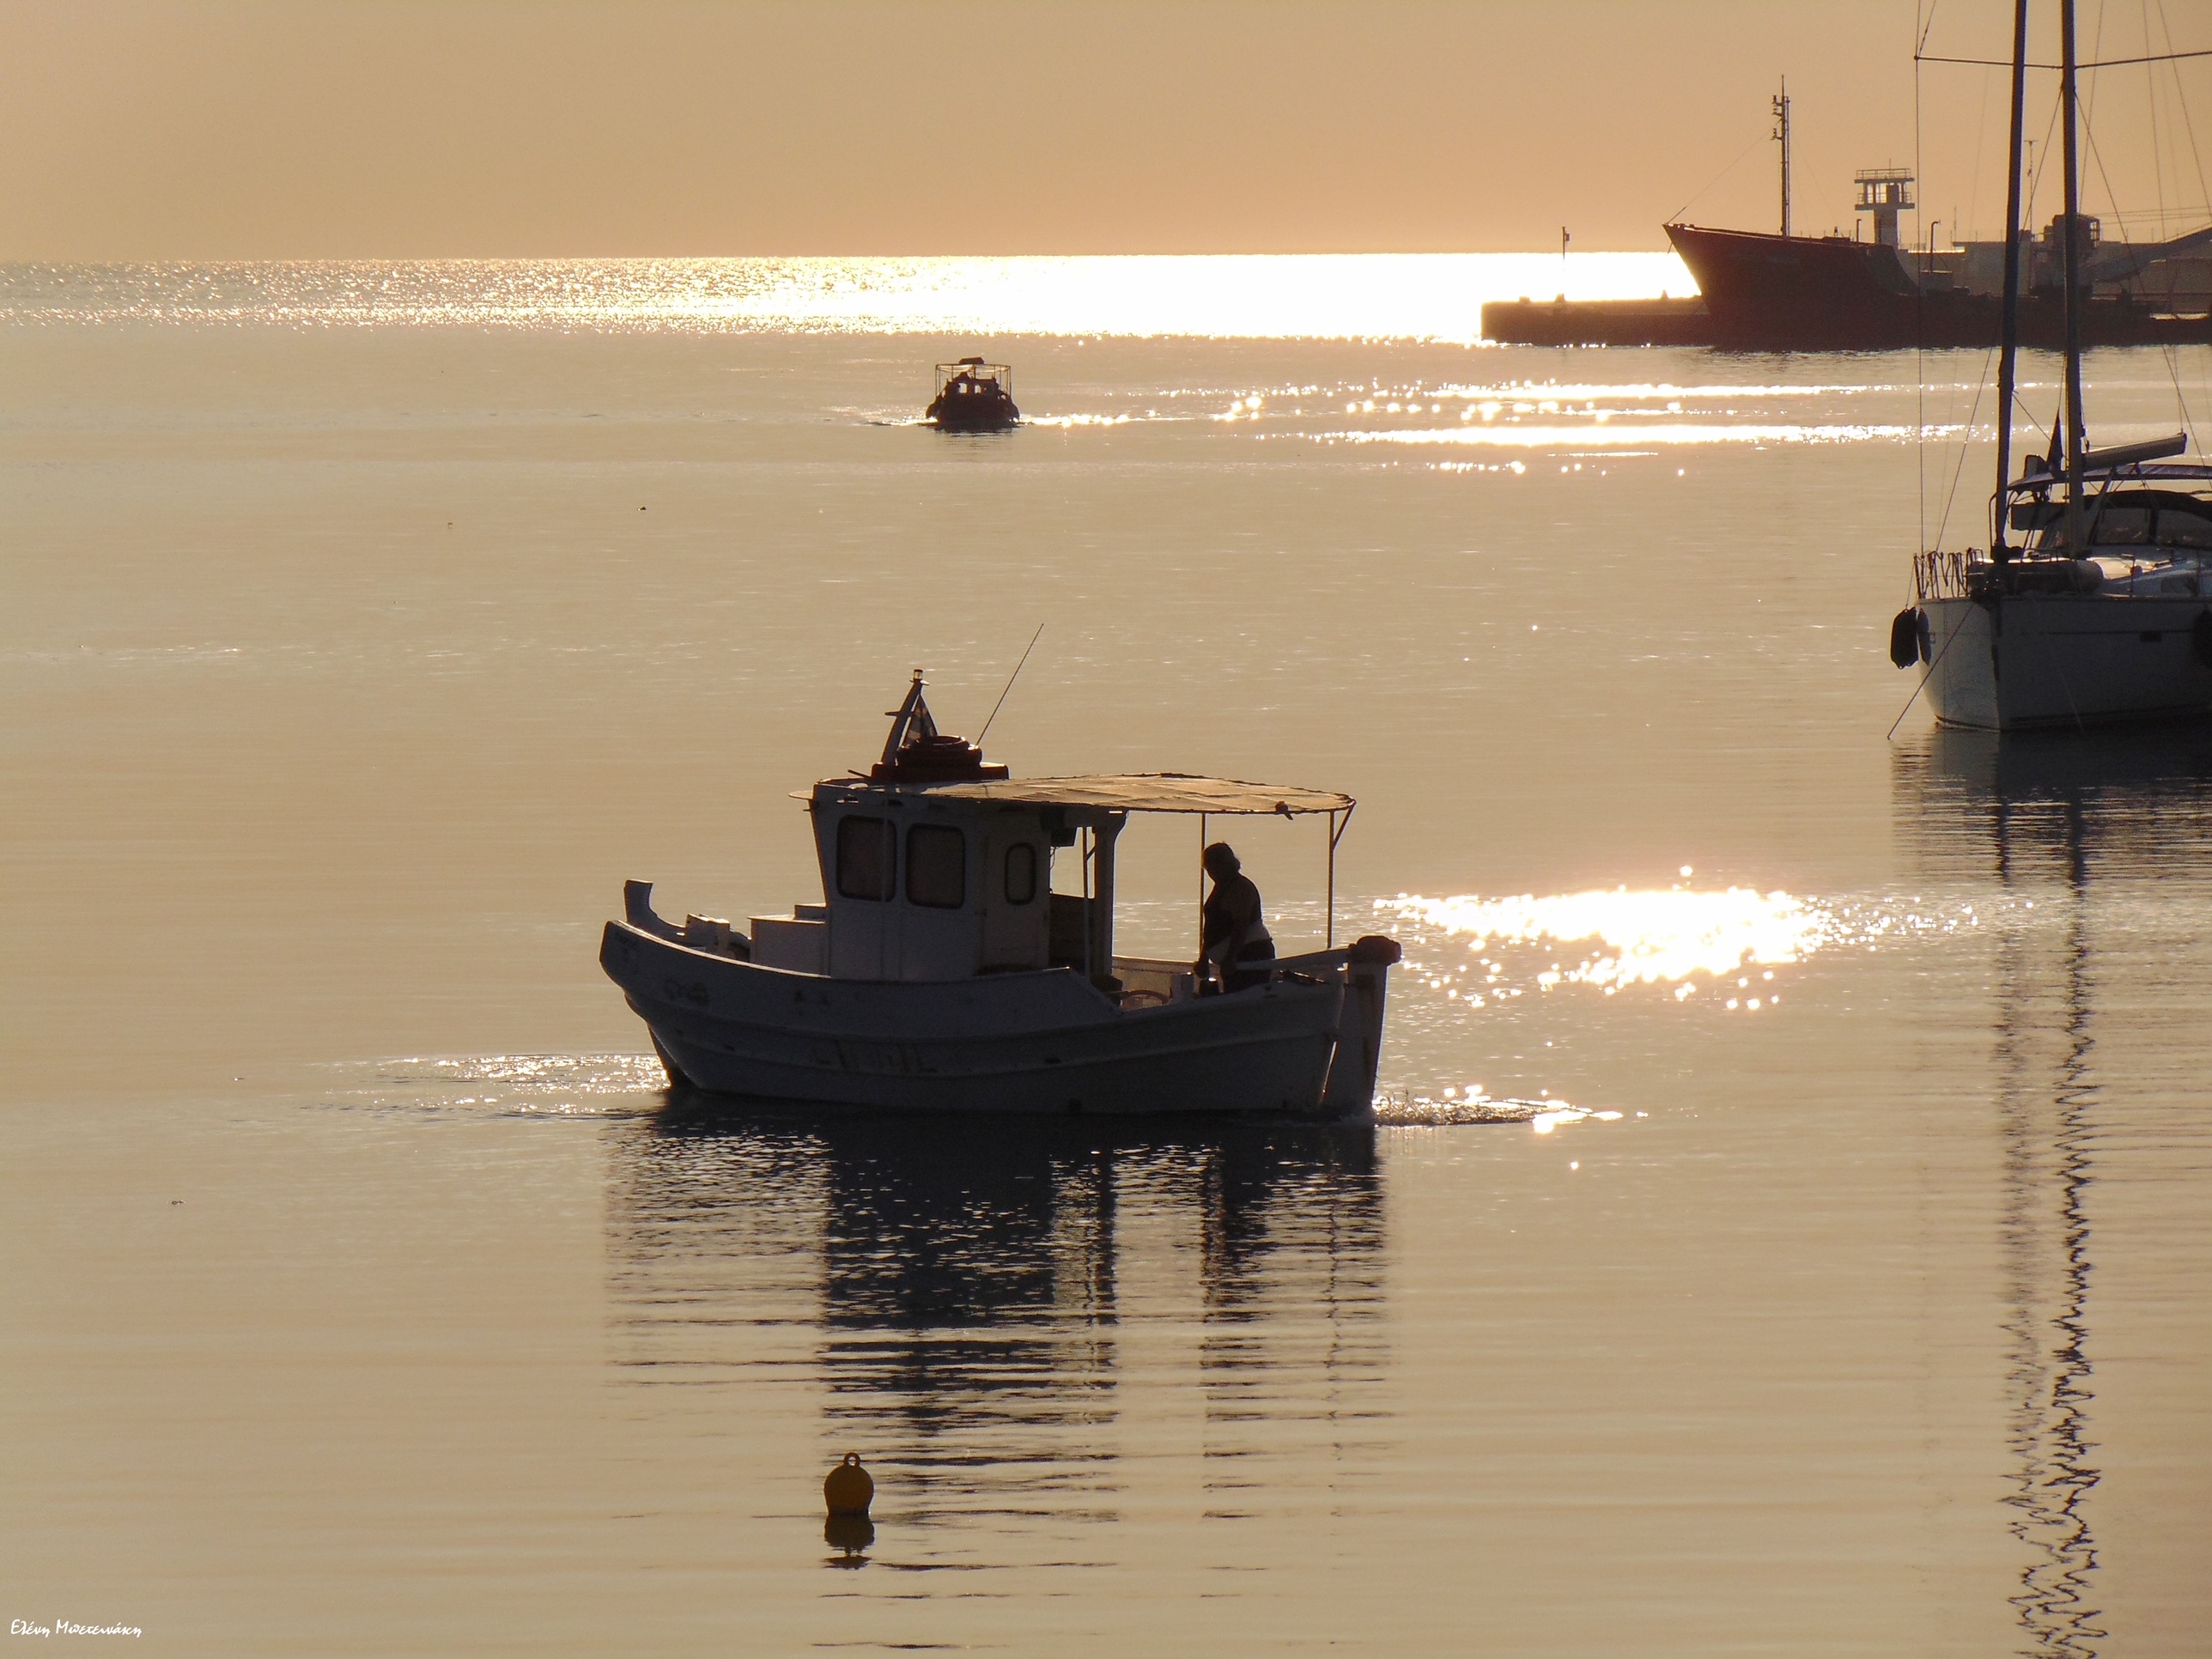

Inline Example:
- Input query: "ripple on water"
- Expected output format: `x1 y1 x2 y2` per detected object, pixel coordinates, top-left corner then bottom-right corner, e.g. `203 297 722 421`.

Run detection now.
1374 1094 1627 1130
310 1053 668 1117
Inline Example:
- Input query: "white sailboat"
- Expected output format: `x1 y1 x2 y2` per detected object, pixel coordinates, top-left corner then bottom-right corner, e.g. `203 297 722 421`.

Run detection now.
1893 0 2212 731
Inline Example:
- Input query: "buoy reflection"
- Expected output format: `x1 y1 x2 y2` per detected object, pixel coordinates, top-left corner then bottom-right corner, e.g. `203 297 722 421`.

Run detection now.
823 1512 875 1566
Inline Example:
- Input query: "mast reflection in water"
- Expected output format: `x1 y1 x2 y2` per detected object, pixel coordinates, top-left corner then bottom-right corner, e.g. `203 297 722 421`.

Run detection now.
1896 726 2212 1655
603 1103 1387 1554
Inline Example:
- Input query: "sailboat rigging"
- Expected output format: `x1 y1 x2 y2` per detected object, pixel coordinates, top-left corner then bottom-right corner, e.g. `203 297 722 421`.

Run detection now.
1895 0 2212 732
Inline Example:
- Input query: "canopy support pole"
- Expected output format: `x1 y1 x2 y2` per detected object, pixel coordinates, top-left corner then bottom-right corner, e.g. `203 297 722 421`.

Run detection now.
1079 827 1092 980
1326 811 1336 948
1090 813 1124 988
1198 812 1207 954
1326 805 1355 950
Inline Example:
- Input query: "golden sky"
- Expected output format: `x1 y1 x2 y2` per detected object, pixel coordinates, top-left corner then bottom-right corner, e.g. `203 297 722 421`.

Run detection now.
1 0 2203 258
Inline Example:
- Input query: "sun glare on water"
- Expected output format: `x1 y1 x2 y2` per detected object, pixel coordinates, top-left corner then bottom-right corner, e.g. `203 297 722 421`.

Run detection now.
2 253 1690 343
1391 884 1826 998
1374 884 2000 1127
1370 883 1822 1131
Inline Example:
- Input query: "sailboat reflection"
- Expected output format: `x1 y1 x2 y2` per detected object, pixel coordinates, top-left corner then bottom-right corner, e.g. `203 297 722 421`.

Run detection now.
603 1100 1387 1547
1894 727 2212 1653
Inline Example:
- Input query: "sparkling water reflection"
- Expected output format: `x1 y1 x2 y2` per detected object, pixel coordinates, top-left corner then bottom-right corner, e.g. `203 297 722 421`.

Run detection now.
1389 884 1826 999
0 253 1686 342
1330 421 1933 448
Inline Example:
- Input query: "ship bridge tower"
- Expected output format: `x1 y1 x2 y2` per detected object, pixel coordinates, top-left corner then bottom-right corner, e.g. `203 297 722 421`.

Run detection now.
1854 167 1916 248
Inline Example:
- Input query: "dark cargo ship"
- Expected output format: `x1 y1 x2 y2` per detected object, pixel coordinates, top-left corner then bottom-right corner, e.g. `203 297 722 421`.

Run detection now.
1486 94 2212 350
1661 206 2212 351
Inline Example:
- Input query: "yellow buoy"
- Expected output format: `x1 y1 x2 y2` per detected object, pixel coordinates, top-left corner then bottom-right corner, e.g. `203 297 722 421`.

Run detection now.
823 1453 874 1517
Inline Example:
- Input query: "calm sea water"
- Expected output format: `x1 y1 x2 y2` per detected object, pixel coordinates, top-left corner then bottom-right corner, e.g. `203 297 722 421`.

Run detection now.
4 258 2210 1655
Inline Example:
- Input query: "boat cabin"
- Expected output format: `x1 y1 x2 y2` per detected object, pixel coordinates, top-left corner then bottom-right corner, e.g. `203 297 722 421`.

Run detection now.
935 356 1011 399
1980 451 2212 590
744 673 1357 998
2013 483 2212 553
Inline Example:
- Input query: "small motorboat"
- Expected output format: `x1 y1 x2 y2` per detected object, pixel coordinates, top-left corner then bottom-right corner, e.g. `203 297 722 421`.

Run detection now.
599 674 1401 1115
924 357 1021 430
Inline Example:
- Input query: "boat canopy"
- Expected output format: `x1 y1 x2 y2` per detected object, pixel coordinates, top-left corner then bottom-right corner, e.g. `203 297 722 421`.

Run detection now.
2004 453 2209 496
922 773 1353 817
935 357 1012 387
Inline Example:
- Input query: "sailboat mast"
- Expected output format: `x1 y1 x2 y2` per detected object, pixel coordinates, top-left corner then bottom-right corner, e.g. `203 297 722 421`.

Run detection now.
1991 0 2030 556
2060 0 2087 551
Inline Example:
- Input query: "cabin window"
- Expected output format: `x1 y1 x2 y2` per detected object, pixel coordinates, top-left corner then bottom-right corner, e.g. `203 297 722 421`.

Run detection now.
2160 507 2212 550
2093 505 2154 546
906 824 966 908
1004 843 1038 905
836 817 896 901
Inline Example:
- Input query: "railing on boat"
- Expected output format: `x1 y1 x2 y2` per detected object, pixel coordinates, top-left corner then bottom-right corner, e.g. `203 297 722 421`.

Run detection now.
1915 545 2182 601
1110 944 1391 1009
1112 955 1192 1005
1914 547 1987 602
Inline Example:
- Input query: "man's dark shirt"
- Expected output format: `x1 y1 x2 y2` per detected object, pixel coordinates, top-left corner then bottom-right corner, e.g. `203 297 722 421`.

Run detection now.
1202 871 1271 963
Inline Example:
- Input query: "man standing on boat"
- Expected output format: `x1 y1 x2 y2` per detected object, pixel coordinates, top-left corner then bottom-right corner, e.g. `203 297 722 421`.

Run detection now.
1199 842 1275 994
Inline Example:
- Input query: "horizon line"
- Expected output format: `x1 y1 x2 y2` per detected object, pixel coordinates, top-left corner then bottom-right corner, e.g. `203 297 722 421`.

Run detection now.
0 246 1689 266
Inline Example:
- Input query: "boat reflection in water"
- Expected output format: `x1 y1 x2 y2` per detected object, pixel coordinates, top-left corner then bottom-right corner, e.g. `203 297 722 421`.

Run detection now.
1894 726 2212 1655
602 1097 1386 1556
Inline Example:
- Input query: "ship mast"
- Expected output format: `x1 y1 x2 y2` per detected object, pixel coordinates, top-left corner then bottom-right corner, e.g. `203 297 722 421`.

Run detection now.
1773 78 1792 237
1991 0 2030 557
2060 0 2087 553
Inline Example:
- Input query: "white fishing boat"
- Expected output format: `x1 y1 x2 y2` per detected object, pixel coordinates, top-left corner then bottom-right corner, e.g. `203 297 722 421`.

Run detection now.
1892 0 2212 731
599 674 1401 1115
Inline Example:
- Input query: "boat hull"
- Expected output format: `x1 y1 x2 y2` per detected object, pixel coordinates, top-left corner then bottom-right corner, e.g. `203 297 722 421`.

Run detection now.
600 921 1376 1115
1920 594 2212 729
926 395 1021 431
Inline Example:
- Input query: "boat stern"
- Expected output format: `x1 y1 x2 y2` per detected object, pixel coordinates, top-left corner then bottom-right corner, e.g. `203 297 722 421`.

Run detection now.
1319 935 1401 1115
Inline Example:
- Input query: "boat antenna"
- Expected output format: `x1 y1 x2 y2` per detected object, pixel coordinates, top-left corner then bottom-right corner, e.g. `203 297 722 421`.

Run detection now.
976 623 1044 744
1991 0 2029 559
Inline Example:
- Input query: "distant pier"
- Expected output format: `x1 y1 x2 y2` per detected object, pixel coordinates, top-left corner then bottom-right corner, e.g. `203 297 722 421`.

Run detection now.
1480 295 1714 347
1482 288 2212 350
